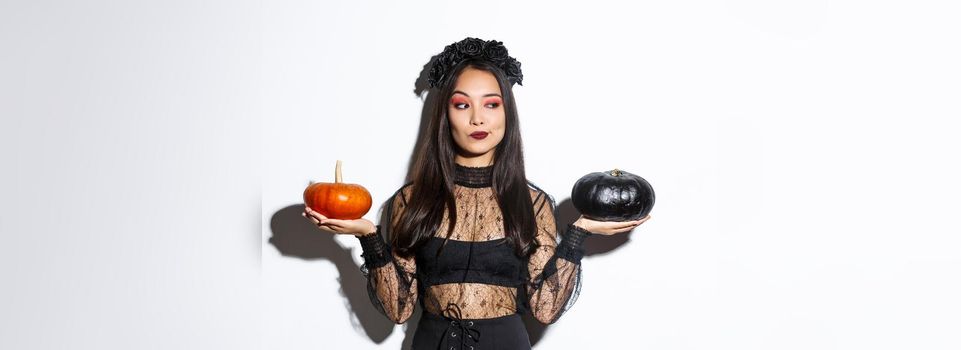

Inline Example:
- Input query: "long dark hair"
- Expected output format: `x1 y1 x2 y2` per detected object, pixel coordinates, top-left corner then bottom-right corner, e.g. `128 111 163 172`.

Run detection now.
391 58 537 258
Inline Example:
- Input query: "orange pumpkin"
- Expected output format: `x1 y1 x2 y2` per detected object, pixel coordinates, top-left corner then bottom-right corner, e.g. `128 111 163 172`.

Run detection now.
303 160 372 220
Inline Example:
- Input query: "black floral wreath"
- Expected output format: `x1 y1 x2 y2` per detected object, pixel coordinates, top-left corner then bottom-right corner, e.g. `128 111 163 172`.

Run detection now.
427 37 524 88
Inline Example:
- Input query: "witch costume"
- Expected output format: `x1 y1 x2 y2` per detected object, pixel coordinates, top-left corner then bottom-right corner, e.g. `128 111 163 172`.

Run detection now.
356 163 591 350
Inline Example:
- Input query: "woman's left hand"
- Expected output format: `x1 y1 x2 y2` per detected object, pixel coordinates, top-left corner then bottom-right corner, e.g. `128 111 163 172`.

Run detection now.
573 214 651 235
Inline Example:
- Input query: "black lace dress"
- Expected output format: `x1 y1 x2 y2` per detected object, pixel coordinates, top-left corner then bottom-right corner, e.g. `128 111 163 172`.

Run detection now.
356 164 592 350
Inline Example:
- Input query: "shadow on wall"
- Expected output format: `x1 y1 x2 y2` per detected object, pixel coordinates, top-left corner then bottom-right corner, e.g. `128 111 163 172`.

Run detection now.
265 54 635 349
267 204 398 344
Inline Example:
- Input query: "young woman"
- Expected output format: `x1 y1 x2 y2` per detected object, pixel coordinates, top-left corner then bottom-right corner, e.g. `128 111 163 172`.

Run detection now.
303 37 651 350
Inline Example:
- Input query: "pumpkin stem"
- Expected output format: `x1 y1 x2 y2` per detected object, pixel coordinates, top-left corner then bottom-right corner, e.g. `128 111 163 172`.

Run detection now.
335 160 343 183
611 168 621 176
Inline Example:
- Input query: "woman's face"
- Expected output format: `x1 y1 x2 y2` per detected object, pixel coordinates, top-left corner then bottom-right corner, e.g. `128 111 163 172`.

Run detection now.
447 67 506 166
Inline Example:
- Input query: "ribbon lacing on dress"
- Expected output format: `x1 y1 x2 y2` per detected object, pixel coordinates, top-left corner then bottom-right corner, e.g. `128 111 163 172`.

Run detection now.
440 303 481 350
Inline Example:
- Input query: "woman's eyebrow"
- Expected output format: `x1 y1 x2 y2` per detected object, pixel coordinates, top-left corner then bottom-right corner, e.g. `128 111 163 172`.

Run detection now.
452 90 503 98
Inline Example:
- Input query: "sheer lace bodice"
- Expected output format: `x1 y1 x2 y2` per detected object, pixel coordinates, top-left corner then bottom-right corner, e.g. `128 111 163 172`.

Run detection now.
357 164 591 325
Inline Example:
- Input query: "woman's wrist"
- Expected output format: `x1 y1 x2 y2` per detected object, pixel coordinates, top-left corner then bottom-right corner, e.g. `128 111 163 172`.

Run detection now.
564 223 592 243
356 227 383 246
571 217 593 235
356 226 391 268
557 223 591 263
356 227 378 237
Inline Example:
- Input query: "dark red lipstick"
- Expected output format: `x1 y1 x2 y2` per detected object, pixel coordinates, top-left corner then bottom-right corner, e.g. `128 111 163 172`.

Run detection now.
470 131 489 140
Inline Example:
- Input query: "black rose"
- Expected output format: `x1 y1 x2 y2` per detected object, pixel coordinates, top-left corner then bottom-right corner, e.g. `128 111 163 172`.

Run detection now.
505 58 523 86
443 51 462 67
455 37 485 56
428 65 445 87
428 56 450 87
482 41 509 64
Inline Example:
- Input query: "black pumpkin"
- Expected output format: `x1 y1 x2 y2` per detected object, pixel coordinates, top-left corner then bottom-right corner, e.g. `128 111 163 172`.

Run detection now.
571 169 655 222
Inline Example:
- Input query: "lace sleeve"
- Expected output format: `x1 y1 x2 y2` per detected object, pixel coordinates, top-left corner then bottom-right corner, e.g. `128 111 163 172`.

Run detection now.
356 186 417 324
526 188 592 325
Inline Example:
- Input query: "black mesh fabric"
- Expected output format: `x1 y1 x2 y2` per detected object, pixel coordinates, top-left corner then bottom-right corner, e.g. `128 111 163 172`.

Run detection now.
357 164 589 325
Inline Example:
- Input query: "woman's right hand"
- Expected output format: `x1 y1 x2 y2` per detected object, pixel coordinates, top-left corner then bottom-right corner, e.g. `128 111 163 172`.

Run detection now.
303 206 377 236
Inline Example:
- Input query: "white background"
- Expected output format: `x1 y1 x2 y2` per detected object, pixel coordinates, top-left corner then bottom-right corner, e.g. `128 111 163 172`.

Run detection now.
2 0 960 349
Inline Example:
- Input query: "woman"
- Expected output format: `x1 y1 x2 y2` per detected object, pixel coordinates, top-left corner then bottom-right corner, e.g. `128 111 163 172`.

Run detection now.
303 37 651 350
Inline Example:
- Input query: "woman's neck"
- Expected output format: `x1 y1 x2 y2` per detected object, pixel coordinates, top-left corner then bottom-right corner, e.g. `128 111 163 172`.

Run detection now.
453 162 493 188
454 153 494 167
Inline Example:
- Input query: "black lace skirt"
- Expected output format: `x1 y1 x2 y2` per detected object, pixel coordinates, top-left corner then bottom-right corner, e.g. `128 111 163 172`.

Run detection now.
411 311 531 350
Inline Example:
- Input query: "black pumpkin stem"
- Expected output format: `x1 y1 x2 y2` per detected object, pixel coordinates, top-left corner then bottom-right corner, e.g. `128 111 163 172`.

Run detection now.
611 168 621 177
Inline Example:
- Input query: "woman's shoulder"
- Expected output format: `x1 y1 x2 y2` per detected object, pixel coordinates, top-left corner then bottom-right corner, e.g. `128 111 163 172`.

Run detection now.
390 182 414 205
525 180 554 207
